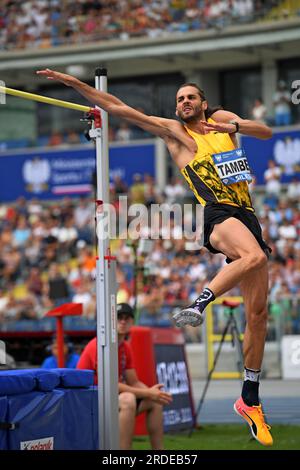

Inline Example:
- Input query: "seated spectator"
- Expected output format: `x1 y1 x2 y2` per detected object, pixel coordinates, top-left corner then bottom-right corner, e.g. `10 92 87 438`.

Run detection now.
273 80 292 126
278 218 298 241
164 176 188 205
77 303 172 450
286 177 300 203
251 98 267 124
65 130 81 145
138 284 166 323
56 215 78 257
130 173 145 204
26 266 44 299
74 197 93 243
115 122 133 142
263 159 282 208
112 175 128 196
1 246 21 283
13 216 31 247
46 262 70 306
41 336 80 369
71 279 93 315
48 130 64 146
78 246 96 277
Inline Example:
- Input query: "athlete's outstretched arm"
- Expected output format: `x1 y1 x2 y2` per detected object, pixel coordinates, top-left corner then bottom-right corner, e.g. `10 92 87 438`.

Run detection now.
36 68 178 139
203 109 273 140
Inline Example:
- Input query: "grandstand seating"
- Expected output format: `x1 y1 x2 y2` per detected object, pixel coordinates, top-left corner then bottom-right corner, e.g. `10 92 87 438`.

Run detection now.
265 0 300 20
0 1 287 52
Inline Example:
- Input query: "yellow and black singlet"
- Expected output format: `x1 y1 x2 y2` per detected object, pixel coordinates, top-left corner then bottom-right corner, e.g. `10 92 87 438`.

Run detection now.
181 119 254 211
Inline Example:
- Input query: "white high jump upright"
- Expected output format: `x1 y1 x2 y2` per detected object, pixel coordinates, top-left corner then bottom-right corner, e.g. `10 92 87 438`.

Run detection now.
0 74 119 449
94 68 119 450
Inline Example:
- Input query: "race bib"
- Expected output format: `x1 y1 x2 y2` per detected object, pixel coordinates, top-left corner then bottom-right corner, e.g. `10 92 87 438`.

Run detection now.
212 148 252 185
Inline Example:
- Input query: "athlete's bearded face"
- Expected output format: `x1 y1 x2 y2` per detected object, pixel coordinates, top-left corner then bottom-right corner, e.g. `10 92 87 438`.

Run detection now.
176 86 207 123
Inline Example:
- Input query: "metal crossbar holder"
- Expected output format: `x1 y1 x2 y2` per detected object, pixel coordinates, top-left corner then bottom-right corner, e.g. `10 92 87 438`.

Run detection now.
89 128 102 139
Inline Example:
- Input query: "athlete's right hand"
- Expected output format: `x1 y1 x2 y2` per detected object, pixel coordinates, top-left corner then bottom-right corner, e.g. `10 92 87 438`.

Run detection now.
147 384 172 405
36 69 75 86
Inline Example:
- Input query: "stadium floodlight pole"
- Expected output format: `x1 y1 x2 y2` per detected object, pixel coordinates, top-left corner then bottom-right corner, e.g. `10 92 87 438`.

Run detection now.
94 68 119 450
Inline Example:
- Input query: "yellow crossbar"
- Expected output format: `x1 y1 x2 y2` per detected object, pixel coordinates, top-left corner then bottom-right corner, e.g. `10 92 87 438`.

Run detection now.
0 86 91 113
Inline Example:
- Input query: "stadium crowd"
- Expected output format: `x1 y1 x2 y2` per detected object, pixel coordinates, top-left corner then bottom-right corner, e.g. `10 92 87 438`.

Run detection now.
1 0 281 52
0 171 300 341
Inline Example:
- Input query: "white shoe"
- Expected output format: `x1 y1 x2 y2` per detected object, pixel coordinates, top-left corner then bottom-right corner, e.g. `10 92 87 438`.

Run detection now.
173 307 204 327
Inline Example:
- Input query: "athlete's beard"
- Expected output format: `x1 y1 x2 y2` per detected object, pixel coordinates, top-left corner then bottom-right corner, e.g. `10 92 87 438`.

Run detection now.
178 105 205 124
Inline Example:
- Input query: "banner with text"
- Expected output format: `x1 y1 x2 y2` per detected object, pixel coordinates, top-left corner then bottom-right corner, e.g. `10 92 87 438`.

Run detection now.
241 127 300 185
0 142 155 202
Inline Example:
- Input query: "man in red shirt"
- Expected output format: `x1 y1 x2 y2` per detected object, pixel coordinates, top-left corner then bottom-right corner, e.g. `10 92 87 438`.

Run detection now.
77 303 172 450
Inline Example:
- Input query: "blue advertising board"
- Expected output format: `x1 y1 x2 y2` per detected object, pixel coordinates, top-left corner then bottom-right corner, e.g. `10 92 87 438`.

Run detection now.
241 127 300 184
1 128 299 201
0 141 155 202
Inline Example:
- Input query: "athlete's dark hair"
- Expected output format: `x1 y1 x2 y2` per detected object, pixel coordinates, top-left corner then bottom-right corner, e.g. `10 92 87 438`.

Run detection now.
177 83 206 101
176 83 223 119
205 105 223 119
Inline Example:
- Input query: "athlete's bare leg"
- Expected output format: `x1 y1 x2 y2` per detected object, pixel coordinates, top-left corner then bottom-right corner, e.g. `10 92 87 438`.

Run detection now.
174 217 268 326
234 263 272 446
137 400 164 450
119 392 136 450
211 219 269 404
207 217 268 296
239 263 269 371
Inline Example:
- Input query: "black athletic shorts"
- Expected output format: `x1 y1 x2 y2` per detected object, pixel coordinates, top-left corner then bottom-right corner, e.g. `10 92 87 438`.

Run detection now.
136 398 143 411
119 397 143 413
203 203 271 263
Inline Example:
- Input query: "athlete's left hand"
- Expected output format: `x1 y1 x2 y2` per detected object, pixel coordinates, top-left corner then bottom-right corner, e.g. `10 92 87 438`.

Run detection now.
200 120 237 134
36 68 75 86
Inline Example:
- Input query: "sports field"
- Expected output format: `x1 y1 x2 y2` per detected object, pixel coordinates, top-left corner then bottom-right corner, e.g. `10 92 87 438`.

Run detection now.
133 424 300 450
